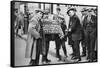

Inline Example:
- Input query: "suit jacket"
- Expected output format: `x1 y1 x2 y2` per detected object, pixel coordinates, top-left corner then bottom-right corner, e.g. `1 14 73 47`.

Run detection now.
83 15 97 30
69 14 82 41
25 17 40 60
83 15 97 39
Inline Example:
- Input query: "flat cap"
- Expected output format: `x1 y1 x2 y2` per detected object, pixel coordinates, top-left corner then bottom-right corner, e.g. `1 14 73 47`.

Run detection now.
34 9 44 13
88 8 94 12
81 8 88 12
56 8 61 11
44 9 50 14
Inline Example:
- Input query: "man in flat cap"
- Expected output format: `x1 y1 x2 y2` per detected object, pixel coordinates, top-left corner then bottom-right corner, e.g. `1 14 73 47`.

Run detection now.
67 8 82 61
83 8 97 62
80 8 88 57
53 8 67 60
58 15 68 59
81 8 88 23
25 9 44 65
88 8 96 16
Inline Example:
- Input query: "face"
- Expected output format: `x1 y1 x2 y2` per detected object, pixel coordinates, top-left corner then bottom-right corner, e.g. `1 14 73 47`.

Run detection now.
81 11 87 16
68 10 75 17
94 10 97 15
90 11 95 15
57 10 60 14
37 12 43 19
43 14 48 19
88 11 92 16
14 10 19 16
59 18 63 24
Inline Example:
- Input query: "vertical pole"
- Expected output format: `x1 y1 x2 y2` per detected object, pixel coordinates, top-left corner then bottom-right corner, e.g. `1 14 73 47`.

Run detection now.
43 3 45 10
51 4 53 14
39 3 41 9
57 4 60 9
24 3 28 34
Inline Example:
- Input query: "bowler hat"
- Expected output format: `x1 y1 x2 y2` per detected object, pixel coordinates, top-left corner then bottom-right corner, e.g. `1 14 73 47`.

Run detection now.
67 8 77 15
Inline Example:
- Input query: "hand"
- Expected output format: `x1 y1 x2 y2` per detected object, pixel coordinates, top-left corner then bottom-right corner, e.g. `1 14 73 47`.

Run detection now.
65 32 68 36
35 34 41 39
68 28 71 31
65 29 68 32
59 34 64 39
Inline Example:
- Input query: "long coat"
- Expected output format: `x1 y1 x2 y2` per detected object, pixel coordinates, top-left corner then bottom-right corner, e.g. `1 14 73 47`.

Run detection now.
69 14 82 41
25 17 40 60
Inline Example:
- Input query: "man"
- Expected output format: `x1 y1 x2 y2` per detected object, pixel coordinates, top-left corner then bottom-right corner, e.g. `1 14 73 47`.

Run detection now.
41 9 51 63
93 8 97 61
56 8 64 17
67 8 82 61
80 8 88 57
53 8 67 60
25 9 44 65
15 10 24 37
83 8 97 62
58 15 68 58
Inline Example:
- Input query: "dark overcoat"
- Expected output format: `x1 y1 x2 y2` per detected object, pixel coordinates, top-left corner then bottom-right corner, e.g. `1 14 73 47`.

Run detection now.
69 14 82 41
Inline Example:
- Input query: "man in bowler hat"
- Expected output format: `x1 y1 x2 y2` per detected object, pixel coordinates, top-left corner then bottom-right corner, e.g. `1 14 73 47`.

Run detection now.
67 8 82 61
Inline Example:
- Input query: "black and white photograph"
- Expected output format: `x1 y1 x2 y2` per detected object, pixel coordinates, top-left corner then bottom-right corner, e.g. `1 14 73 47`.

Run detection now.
11 1 98 67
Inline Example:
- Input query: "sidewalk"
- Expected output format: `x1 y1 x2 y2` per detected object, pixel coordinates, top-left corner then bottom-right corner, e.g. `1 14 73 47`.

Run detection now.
15 34 88 66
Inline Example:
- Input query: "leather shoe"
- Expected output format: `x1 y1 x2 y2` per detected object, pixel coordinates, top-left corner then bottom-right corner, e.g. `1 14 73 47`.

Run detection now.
81 54 86 57
45 58 51 62
76 58 81 62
